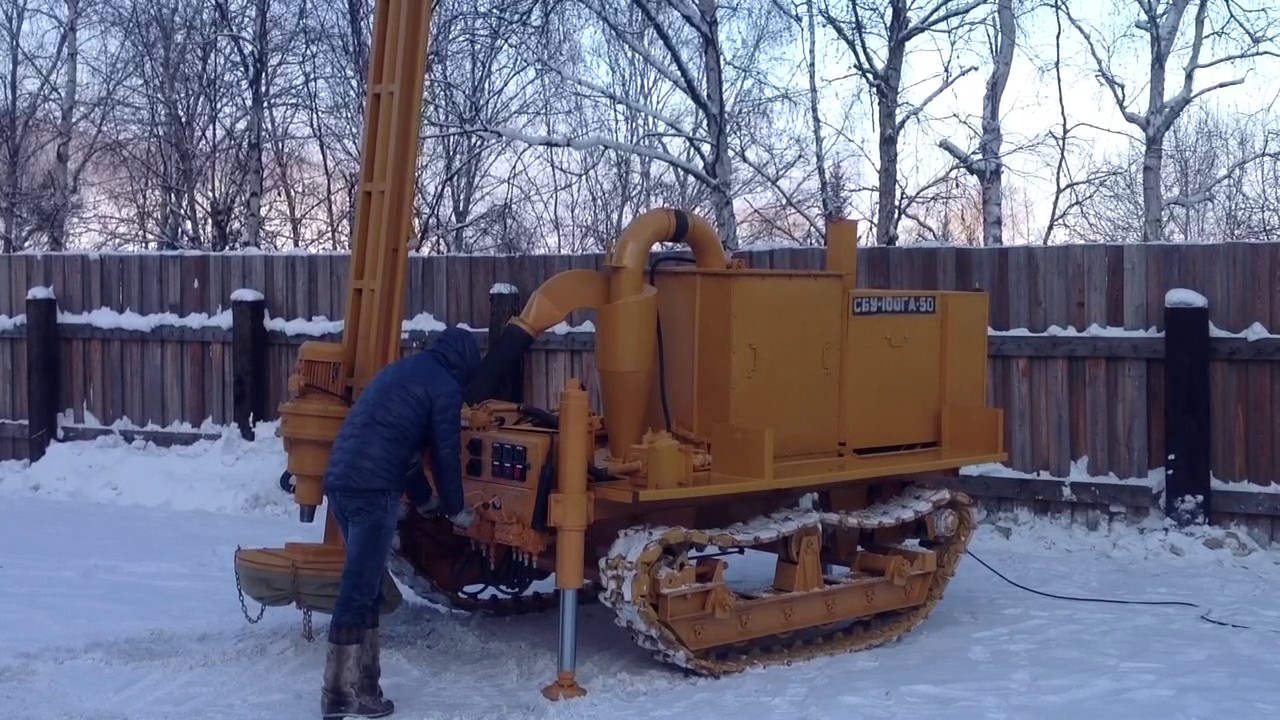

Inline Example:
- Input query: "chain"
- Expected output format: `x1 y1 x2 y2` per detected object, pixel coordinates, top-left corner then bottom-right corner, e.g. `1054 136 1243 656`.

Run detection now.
291 562 315 643
232 547 314 642
233 547 266 624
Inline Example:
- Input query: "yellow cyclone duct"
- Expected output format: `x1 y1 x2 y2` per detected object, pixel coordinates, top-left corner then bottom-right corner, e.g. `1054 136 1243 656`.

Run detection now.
603 208 728 301
466 208 729 461
596 209 728 460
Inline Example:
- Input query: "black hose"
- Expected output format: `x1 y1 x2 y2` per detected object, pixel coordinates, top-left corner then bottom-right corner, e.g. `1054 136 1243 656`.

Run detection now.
966 549 1280 633
465 322 535 405
517 404 559 428
514 402 610 483
648 253 698 433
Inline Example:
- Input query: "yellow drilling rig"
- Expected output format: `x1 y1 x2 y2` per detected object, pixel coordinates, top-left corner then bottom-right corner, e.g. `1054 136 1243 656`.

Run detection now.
231 0 1006 700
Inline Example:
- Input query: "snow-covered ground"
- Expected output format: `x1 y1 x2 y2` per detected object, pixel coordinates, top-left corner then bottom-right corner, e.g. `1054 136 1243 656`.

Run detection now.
2 429 1280 720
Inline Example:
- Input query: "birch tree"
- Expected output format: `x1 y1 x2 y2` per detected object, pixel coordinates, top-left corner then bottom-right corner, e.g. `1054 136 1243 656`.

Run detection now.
1 0 67 252
214 0 270 249
557 0 742 247
450 0 795 250
937 0 1015 246
820 0 985 245
414 0 548 253
1065 0 1280 242
46 0 78 250
1034 0 1123 244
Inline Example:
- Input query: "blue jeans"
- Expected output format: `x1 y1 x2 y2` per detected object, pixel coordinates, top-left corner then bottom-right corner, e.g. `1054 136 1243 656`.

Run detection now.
326 488 402 645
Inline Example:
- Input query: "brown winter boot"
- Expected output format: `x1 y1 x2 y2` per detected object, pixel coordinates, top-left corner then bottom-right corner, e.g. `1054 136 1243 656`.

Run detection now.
358 627 393 712
321 641 394 719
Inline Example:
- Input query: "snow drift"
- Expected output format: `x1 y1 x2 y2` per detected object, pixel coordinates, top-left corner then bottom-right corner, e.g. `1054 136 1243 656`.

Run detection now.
0 421 297 518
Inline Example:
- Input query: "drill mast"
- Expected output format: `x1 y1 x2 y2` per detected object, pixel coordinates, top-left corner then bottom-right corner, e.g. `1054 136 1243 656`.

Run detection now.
276 0 437 523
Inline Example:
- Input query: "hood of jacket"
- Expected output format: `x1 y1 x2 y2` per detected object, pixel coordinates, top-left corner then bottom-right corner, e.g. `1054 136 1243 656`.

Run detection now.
429 326 482 388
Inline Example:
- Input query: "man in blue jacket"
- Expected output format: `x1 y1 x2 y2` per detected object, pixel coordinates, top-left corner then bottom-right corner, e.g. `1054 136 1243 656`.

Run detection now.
319 326 481 718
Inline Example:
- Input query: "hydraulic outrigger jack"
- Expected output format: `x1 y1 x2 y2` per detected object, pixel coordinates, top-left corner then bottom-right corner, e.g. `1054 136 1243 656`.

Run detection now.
542 379 591 700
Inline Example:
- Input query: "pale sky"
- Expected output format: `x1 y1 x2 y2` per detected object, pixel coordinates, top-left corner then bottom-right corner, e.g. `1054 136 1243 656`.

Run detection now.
791 0 1280 244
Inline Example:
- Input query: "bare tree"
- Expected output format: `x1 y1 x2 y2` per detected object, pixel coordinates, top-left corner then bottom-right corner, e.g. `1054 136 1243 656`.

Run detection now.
1065 0 1280 242
1030 0 1125 244
819 0 985 245
214 0 270 248
446 0 796 250
937 0 1015 245
1 0 68 252
45 0 77 250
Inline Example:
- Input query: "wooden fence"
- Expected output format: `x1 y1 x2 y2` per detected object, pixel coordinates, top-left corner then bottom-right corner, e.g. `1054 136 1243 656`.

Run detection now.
1 243 1278 542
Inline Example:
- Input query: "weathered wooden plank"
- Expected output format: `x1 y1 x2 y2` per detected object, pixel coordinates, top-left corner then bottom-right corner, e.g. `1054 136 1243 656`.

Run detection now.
244 253 267 300
0 338 13 418
1047 357 1071 475
1147 360 1165 472
546 348 569 410
1031 357 1049 472
331 254 349 320
468 254 496 328
270 253 290 317
1026 245 1046 331
529 349 549 409
951 474 1159 510
1010 356 1033 471
58 424 222 447
1107 358 1129 478
87 337 106 424
1126 357 1149 479
305 253 326 319
1068 358 1087 463
209 341 227 424
1088 357 1110 476
445 255 469 325
1212 489 1280 518
987 336 1163 358
1105 244 1125 328
1245 359 1273 488
141 257 163 427
184 339 206 427
15 322 1280 362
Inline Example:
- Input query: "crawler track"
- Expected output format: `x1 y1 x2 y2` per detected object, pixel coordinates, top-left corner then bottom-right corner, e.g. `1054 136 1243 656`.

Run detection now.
595 484 975 675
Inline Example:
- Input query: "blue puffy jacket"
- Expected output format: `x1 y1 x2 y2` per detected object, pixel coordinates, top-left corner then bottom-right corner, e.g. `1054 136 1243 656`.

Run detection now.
323 326 481 516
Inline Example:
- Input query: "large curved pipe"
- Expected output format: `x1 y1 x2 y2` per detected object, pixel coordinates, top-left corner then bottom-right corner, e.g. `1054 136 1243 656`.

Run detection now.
604 208 729 301
510 269 609 336
465 269 608 405
596 208 726 460
469 208 728 462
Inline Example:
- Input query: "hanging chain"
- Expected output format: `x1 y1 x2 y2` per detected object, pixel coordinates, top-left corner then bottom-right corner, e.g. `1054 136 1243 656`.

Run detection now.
291 562 315 643
233 547 266 624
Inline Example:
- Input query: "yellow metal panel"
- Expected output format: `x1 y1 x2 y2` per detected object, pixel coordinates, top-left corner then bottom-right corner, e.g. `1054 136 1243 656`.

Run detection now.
694 275 733 436
648 270 700 435
707 422 774 484
632 450 1009 503
940 292 990 410
728 275 843 457
941 405 1005 459
844 291 944 449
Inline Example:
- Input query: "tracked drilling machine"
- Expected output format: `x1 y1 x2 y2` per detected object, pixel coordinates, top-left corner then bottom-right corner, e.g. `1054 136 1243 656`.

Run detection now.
232 0 1007 701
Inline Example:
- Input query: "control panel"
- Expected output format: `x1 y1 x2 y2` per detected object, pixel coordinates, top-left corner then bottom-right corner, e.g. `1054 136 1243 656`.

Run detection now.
463 428 552 487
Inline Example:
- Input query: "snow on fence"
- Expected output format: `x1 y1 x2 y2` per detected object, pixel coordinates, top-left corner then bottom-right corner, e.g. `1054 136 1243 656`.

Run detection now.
1 243 1278 542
